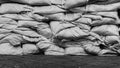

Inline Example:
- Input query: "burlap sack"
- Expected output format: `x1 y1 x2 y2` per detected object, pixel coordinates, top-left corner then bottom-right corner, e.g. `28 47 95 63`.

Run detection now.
84 44 101 55
2 13 34 21
33 5 66 15
75 18 92 25
64 0 88 9
10 0 51 5
0 43 23 55
65 47 88 55
0 3 32 14
0 34 24 46
70 2 120 12
22 44 39 55
45 45 65 55
46 13 81 21
37 22 53 39
50 21 89 39
91 25 119 36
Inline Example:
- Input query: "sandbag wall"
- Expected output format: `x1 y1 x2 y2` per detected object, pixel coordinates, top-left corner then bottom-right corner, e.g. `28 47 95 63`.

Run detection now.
0 0 120 56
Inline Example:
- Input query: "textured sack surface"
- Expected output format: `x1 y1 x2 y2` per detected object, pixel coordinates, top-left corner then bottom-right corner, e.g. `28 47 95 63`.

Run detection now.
0 43 23 55
45 45 65 55
91 25 119 36
64 0 88 9
65 47 88 55
33 6 66 15
50 21 89 39
0 3 32 14
98 49 118 56
22 44 39 55
0 34 24 46
10 0 51 5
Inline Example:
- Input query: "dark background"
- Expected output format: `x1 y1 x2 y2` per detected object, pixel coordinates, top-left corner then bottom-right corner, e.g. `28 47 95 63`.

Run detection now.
0 55 120 68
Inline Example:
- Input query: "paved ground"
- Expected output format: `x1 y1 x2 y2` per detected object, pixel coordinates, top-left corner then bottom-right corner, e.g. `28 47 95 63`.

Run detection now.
0 55 120 68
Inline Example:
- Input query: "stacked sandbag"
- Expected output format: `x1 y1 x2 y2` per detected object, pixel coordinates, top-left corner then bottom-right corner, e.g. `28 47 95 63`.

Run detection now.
0 0 119 56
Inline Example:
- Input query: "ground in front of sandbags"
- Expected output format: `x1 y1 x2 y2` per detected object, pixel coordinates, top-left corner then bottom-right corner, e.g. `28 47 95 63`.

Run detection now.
0 55 119 68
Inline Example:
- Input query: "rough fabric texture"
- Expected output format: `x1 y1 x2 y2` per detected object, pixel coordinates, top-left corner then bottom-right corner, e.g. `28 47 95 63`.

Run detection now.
0 0 119 56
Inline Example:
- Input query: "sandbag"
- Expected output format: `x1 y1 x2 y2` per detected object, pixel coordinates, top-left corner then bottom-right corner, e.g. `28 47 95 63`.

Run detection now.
91 25 119 36
29 13 49 22
98 49 117 56
0 3 32 14
36 41 53 49
37 22 53 39
23 36 41 42
50 21 75 34
46 13 81 21
56 26 89 39
50 21 89 39
18 21 40 28
70 2 120 12
10 0 51 5
0 29 12 34
22 44 39 55
33 5 66 15
64 0 88 9
45 45 65 55
2 24 17 30
75 18 92 25
91 18 116 26
77 23 91 31
0 16 17 25
105 36 120 45
91 11 119 20
13 29 40 37
50 0 65 5
65 47 88 55
0 43 23 55
0 34 24 46
2 13 34 21
84 44 101 55
82 14 102 20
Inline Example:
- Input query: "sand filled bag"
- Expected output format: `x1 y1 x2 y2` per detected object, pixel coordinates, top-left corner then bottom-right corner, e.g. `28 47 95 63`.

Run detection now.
64 0 88 9
46 13 81 21
49 0 65 5
22 44 39 55
33 5 66 15
98 49 117 56
65 47 88 55
18 21 40 28
0 34 24 46
0 16 17 25
91 18 116 26
104 36 120 45
91 11 119 20
83 44 102 55
45 45 65 55
0 3 32 14
37 22 53 39
10 0 51 5
91 25 119 36
75 18 92 25
12 29 40 37
2 13 34 21
1 24 17 30
82 14 102 20
50 21 89 39
0 43 23 55
70 2 120 12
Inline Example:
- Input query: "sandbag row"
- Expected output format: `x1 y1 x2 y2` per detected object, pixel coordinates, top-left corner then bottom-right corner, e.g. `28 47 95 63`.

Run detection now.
0 0 119 56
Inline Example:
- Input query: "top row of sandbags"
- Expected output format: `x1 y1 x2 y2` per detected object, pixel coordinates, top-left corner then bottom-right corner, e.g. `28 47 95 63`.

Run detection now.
0 0 87 8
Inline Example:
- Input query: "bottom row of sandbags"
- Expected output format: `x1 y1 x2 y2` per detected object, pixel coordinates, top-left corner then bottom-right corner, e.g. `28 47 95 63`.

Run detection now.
0 42 119 56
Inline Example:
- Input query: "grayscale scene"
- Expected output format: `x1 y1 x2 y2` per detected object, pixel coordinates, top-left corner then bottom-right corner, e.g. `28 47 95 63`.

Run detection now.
0 0 120 68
